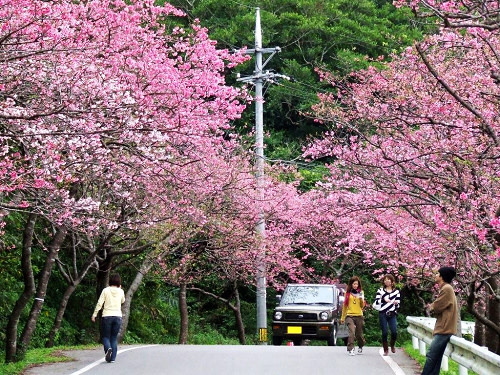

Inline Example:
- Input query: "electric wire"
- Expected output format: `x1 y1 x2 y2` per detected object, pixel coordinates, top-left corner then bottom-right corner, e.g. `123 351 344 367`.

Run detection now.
189 1 334 170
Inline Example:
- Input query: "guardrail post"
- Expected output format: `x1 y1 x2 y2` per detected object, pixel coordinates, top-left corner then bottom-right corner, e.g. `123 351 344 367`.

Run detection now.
441 355 448 371
419 339 426 356
458 364 468 375
412 336 419 349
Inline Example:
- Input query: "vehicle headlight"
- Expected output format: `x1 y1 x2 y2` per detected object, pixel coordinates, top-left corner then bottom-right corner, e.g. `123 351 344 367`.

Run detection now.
320 311 329 321
274 311 283 320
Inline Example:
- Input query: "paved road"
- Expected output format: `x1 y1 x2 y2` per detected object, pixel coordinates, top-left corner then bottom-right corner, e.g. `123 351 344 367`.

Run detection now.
25 345 422 375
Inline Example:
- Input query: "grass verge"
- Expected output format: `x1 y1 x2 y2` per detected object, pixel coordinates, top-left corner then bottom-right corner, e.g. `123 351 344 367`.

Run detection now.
403 341 478 375
0 345 97 375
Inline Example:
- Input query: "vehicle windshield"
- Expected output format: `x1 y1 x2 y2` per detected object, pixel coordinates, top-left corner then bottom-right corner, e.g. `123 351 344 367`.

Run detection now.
281 286 334 305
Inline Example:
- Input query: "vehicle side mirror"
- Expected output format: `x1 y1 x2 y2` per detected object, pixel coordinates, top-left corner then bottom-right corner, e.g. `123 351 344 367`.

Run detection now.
276 294 282 304
339 296 344 307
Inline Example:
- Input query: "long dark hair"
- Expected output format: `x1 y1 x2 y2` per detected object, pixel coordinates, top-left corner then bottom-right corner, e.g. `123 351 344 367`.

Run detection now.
346 276 362 293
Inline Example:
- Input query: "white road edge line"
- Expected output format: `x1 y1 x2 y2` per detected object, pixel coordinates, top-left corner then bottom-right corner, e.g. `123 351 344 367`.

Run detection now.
69 344 159 375
379 348 407 375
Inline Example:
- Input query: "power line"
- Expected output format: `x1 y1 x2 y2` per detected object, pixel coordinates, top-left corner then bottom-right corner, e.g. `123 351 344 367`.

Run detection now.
225 0 256 9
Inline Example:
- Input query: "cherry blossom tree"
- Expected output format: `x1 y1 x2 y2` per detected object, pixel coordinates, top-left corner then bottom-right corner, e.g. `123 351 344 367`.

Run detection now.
151 154 311 343
307 2 500 350
1 0 250 361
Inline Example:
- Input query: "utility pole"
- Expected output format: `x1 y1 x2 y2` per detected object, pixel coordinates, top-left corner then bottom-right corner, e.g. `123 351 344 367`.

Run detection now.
236 7 286 345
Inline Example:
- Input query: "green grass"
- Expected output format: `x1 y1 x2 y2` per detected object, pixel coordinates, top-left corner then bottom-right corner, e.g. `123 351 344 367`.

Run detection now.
403 341 478 375
0 345 97 375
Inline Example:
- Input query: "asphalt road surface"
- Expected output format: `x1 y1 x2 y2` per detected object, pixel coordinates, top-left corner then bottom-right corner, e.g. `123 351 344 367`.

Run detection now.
25 344 422 375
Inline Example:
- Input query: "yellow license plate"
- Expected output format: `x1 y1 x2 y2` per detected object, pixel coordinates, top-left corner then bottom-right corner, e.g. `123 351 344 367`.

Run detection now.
287 326 302 334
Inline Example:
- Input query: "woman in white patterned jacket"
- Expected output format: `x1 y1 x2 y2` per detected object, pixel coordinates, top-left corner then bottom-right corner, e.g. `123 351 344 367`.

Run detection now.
373 274 401 356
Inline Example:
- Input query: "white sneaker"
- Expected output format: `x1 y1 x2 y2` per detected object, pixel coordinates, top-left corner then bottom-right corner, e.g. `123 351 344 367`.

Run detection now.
358 347 363 354
348 348 356 356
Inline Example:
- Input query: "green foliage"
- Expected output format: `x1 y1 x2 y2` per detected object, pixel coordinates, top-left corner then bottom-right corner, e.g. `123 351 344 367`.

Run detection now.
125 284 180 344
0 346 93 375
27 306 57 349
0 214 27 346
0 278 23 349
298 164 330 191
265 130 302 162
188 328 240 345
167 0 424 155
463 333 473 342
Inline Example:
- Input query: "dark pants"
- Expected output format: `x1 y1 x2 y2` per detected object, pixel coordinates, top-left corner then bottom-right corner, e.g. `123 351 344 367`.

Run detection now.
378 312 397 342
421 334 452 375
101 316 122 361
345 316 365 351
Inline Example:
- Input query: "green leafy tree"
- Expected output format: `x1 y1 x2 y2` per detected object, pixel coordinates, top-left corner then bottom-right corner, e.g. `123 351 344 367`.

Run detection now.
167 0 424 158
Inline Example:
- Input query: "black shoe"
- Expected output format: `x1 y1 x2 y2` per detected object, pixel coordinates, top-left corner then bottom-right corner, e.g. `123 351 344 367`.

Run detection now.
105 348 112 362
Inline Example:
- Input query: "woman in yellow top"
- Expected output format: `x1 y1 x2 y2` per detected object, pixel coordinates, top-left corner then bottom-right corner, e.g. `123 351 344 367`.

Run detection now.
340 276 367 356
91 274 125 363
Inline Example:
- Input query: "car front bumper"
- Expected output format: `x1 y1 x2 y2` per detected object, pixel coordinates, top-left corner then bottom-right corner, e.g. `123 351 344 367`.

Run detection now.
272 321 334 339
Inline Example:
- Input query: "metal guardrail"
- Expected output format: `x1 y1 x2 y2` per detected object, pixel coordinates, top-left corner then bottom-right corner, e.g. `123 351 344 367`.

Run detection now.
407 316 500 375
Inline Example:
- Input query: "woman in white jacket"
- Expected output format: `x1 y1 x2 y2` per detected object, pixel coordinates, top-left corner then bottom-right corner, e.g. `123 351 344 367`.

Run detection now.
92 274 125 363
373 274 400 356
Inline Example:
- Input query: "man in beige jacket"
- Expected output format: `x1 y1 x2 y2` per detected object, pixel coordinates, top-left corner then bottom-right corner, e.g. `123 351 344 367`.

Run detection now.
421 266 458 375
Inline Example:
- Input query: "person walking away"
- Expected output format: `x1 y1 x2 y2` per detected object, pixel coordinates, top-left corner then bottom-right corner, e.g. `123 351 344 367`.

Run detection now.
421 267 458 375
340 276 367 356
373 274 401 355
92 273 125 363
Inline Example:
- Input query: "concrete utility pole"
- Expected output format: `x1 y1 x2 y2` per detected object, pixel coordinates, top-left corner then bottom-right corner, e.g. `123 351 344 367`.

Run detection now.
236 7 286 345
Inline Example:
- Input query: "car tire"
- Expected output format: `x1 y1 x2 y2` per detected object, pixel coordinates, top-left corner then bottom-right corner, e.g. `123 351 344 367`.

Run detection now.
327 325 337 346
272 336 283 346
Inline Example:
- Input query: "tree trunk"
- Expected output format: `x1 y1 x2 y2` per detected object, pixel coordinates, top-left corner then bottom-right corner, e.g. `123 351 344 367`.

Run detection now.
474 306 486 346
96 256 112 295
232 281 246 345
468 277 500 354
45 243 99 348
4 214 37 363
45 284 76 348
485 276 500 354
178 283 188 344
17 225 67 359
118 255 156 341
455 295 462 338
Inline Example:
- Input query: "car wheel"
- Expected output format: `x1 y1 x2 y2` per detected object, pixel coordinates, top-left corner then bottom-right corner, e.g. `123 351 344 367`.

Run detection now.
327 325 337 346
272 336 283 346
